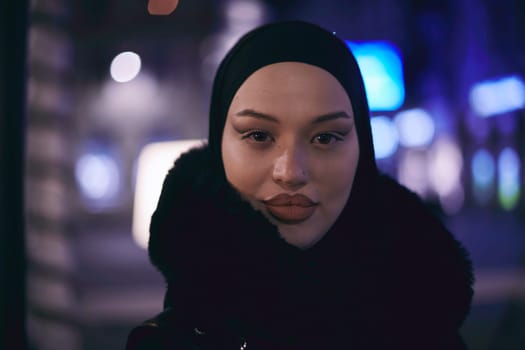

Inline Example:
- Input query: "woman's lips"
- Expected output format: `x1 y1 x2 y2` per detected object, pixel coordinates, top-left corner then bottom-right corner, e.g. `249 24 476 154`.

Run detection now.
265 204 317 224
262 193 318 224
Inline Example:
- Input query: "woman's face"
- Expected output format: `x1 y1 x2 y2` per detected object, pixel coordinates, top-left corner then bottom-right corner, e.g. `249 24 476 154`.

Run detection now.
221 62 360 249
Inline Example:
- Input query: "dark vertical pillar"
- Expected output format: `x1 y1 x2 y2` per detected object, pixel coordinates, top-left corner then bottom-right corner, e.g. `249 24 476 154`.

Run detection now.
25 0 81 346
0 0 29 350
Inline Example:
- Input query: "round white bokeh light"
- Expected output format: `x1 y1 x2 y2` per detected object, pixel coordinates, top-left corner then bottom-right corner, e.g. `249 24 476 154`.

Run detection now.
394 108 435 148
110 51 141 83
370 116 399 159
75 153 120 201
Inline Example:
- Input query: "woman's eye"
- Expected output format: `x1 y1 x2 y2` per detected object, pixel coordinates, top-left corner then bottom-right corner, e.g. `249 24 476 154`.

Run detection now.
312 133 342 145
243 131 272 143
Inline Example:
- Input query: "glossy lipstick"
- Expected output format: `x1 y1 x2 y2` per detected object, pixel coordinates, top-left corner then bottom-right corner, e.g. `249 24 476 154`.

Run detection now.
262 193 318 224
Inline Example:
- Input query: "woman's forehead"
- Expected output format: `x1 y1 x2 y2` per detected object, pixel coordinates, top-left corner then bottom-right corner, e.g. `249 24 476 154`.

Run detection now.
228 62 353 118
237 62 342 87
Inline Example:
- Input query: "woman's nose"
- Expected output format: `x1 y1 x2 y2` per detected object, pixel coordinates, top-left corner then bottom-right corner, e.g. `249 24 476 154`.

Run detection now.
272 147 308 190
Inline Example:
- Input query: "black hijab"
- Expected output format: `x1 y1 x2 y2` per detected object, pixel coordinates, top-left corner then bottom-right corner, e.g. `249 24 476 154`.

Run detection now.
208 20 377 181
154 20 386 347
206 20 379 253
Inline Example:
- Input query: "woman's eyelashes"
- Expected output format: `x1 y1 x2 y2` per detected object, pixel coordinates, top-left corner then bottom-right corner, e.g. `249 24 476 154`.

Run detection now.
312 132 345 145
241 130 274 143
239 129 349 146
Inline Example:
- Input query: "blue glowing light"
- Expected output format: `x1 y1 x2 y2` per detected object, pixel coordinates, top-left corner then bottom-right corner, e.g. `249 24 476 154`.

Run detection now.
469 75 525 117
394 108 435 148
471 149 495 205
75 153 120 203
371 116 399 159
472 149 495 188
346 41 405 111
497 147 521 210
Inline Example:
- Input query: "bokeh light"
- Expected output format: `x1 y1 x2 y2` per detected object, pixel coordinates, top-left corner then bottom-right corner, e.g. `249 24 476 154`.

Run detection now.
110 51 141 83
97 73 161 124
394 108 436 148
497 147 521 210
147 0 179 15
397 150 429 196
428 138 463 198
346 41 405 111
75 153 120 203
200 0 266 80
370 116 399 159
225 0 265 26
469 75 525 117
471 149 496 205
133 139 206 249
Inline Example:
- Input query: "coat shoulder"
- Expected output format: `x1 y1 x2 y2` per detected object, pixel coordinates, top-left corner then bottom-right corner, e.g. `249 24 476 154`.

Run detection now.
125 308 193 350
374 174 474 329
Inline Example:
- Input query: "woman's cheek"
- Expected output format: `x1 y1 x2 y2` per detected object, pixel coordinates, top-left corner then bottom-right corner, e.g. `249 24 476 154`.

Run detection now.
228 154 265 195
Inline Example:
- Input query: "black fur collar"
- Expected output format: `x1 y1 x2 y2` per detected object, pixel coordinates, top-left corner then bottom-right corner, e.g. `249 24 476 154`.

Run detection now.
148 144 474 347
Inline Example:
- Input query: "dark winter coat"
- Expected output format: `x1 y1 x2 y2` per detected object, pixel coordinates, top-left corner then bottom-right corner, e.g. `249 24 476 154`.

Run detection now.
126 144 474 350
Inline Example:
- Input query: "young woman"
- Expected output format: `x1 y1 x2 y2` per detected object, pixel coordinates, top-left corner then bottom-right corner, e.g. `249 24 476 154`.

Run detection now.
126 21 473 350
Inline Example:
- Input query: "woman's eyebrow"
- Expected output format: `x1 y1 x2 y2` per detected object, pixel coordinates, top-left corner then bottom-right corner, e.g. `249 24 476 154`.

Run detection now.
312 111 352 124
235 109 352 124
235 109 279 123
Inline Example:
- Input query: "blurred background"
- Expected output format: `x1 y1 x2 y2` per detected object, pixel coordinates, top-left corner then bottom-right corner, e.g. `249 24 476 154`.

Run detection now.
9 0 525 348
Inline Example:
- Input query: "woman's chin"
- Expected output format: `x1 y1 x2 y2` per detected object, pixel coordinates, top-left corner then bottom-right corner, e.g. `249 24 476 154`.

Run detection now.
276 223 325 250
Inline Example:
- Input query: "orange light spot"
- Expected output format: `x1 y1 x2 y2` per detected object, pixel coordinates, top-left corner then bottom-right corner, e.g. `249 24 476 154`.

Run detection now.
147 0 179 15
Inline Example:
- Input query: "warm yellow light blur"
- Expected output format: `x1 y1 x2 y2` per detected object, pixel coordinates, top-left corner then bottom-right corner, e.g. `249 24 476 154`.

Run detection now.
132 139 206 249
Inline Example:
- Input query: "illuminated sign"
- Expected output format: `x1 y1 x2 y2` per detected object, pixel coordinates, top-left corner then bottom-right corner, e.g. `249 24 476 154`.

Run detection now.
469 75 525 117
346 41 405 111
